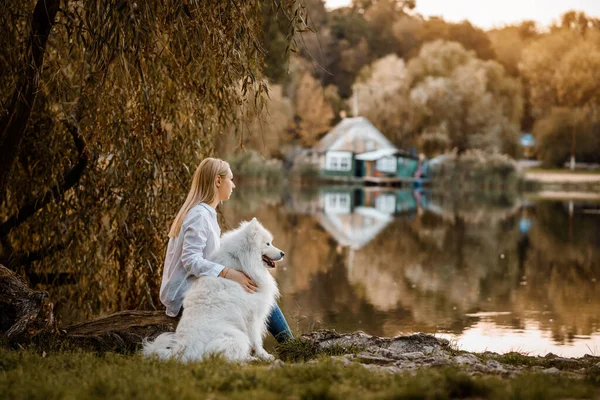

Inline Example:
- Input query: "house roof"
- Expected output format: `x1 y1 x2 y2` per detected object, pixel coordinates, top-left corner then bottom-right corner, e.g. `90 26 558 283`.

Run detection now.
314 117 396 153
355 148 399 161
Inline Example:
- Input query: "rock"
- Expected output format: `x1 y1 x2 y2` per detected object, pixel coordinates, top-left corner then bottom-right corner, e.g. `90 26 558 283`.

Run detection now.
386 333 447 355
454 354 480 365
544 353 558 359
542 367 561 375
395 361 417 370
548 357 581 368
485 360 507 374
428 358 452 367
473 363 488 372
269 359 284 370
356 353 396 365
401 351 425 360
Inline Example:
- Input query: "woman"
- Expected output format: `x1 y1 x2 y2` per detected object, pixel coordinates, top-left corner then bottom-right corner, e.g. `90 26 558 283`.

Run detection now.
159 157 293 342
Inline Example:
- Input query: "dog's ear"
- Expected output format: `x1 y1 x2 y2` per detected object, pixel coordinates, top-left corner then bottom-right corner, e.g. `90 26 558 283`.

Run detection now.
244 217 259 236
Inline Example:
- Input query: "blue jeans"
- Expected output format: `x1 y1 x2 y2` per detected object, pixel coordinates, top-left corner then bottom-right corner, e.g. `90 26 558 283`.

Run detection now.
267 303 293 343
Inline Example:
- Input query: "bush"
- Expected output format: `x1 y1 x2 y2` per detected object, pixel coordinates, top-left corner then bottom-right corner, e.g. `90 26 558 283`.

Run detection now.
429 150 521 191
227 150 284 184
533 107 600 168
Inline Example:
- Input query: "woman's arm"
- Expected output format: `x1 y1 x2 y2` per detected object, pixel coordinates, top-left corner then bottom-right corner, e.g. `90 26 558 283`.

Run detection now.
181 211 225 277
218 267 257 293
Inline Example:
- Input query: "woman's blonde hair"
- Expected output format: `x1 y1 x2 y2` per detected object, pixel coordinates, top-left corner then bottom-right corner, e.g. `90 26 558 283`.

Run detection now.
168 158 230 238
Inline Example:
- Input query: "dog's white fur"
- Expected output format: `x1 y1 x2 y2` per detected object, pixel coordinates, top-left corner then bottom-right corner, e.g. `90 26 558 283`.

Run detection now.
143 218 283 362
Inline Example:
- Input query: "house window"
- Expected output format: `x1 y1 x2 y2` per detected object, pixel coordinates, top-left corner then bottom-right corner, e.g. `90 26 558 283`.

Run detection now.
324 193 352 214
330 156 338 169
340 157 349 170
376 156 396 173
326 152 352 171
375 194 396 214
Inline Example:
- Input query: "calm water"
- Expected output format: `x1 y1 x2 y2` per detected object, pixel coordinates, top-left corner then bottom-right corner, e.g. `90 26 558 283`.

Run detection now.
221 186 600 357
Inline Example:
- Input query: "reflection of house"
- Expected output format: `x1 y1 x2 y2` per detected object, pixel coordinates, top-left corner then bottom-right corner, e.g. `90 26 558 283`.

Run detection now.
313 117 422 181
317 207 393 249
362 188 422 215
315 188 425 249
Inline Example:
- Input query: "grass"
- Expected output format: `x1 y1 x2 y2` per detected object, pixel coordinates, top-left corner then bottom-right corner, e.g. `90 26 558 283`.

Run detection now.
1 347 599 400
274 338 365 362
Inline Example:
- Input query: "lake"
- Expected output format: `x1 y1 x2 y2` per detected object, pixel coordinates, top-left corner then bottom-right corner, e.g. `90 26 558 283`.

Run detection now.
221 185 600 357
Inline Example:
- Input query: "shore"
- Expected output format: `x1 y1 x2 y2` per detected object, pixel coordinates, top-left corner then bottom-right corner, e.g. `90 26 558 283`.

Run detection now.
2 330 599 399
523 169 600 195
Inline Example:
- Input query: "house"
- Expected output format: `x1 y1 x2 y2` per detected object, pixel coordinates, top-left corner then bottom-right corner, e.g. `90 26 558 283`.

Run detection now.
313 117 422 180
313 117 397 178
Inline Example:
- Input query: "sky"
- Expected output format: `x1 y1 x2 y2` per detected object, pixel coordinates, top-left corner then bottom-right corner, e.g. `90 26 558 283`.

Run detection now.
325 0 600 30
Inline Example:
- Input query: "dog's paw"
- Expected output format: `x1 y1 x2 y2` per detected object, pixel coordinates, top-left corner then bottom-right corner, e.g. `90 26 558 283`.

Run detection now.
257 351 275 361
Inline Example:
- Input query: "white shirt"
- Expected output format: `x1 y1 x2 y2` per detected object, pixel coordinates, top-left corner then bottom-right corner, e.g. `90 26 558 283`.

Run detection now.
159 203 225 317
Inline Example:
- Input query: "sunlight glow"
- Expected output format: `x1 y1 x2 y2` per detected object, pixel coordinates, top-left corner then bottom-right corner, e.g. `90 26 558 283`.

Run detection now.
325 0 600 30
438 319 600 358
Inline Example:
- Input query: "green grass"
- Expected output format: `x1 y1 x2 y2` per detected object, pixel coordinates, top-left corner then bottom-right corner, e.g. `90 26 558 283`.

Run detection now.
274 338 365 362
1 347 599 400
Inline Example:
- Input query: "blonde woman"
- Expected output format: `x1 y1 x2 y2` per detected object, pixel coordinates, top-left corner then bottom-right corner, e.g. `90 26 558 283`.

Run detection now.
159 157 293 342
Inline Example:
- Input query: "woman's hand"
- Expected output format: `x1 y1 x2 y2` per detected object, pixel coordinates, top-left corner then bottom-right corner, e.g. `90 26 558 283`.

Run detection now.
219 268 257 294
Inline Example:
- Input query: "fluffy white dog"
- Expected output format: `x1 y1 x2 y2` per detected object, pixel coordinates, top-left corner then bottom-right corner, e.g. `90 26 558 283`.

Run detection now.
143 218 284 362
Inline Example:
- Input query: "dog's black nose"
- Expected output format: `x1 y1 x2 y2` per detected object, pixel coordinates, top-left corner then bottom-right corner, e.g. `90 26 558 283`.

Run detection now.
280 251 285 257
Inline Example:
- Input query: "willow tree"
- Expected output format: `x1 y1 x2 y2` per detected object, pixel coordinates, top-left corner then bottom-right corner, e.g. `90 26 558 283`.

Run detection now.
0 0 307 323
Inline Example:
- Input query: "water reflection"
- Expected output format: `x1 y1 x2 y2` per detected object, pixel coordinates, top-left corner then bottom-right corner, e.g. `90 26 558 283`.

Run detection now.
222 186 600 357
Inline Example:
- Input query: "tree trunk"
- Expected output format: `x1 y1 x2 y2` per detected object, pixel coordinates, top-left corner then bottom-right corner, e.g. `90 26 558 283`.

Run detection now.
0 265 177 353
0 264 56 341
0 0 60 198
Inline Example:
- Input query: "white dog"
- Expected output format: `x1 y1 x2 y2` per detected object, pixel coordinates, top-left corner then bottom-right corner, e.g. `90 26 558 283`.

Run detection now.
143 218 284 362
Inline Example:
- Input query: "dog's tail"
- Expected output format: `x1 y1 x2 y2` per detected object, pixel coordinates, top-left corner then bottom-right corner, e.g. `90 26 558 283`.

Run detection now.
142 332 185 360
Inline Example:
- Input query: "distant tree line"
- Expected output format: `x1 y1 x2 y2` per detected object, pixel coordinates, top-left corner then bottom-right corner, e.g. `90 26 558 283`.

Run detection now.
249 2 600 166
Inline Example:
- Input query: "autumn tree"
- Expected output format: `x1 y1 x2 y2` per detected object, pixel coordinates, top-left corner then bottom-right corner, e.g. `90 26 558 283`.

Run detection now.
217 85 294 159
294 73 335 146
415 17 496 61
533 108 600 167
520 21 600 165
352 55 417 147
355 41 522 156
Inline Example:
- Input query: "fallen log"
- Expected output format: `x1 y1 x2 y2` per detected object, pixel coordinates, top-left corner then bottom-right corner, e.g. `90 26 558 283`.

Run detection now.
62 310 177 353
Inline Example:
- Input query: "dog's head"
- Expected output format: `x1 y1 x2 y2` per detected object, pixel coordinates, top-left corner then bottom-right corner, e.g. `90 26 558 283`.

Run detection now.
241 218 285 269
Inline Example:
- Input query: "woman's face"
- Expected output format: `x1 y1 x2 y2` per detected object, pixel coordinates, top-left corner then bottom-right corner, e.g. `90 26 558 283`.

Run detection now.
216 168 235 202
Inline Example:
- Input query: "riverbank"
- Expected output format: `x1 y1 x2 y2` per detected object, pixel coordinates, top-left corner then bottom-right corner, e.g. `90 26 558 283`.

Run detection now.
523 169 600 193
2 331 599 399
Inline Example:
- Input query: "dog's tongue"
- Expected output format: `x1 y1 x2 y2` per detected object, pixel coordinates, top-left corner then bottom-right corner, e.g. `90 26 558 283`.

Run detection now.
262 255 276 268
